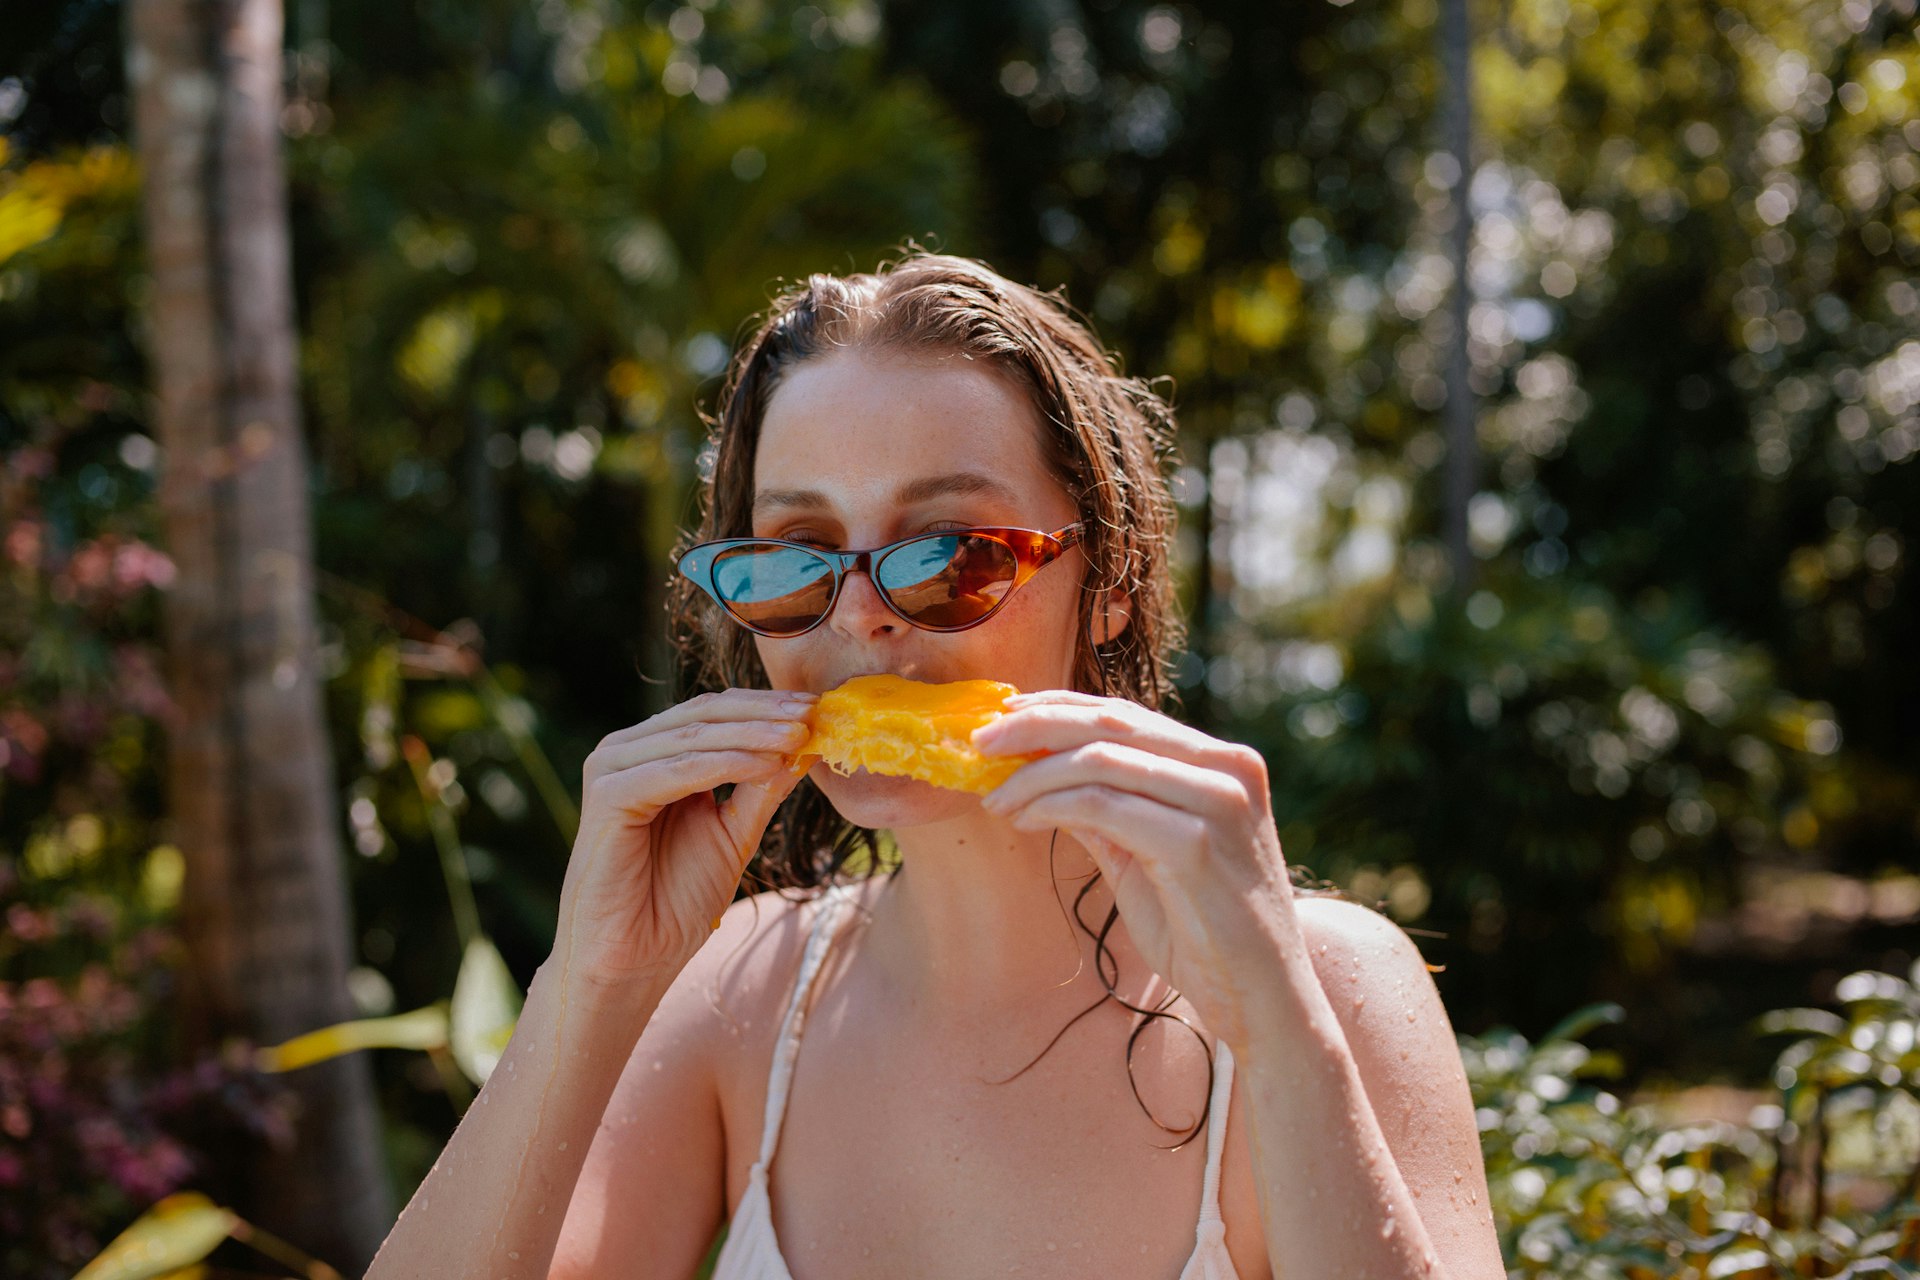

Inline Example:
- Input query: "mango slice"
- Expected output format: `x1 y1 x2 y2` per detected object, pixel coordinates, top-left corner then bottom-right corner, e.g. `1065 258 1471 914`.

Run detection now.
801 674 1043 794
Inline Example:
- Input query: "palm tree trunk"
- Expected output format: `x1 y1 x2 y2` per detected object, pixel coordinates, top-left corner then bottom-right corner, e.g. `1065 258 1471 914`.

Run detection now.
125 0 392 1268
1440 0 1478 597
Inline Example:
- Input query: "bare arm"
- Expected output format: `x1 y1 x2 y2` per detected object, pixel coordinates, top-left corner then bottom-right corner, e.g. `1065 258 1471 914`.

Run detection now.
365 959 675 1280
1239 899 1505 1280
362 686 817 1277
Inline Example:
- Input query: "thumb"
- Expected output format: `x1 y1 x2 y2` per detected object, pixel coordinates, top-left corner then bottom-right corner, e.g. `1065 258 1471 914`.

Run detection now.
717 754 813 866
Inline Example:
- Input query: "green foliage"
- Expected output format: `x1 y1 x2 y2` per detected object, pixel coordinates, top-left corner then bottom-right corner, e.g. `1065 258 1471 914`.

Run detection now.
7 0 1920 1266
1468 974 1920 1276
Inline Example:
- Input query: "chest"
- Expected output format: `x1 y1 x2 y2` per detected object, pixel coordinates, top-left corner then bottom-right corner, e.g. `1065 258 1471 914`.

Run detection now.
719 987 1268 1280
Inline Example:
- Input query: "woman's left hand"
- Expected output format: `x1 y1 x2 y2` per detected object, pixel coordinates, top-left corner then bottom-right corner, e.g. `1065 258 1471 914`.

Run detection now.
971 689 1305 1050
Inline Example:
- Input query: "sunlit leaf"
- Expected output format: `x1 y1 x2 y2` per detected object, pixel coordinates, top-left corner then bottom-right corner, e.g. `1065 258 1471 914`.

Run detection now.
450 934 522 1084
74 1193 237 1280
255 1004 450 1072
1753 1008 1848 1039
1704 1247 1773 1277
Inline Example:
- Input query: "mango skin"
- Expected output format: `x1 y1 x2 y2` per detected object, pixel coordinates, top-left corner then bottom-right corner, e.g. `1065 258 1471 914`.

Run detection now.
800 674 1044 795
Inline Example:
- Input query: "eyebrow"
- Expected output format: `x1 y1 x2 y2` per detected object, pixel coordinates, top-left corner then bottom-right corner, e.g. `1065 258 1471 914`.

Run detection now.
751 470 1021 518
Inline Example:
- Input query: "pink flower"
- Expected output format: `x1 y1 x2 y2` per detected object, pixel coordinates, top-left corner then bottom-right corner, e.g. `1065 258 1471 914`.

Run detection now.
112 540 177 592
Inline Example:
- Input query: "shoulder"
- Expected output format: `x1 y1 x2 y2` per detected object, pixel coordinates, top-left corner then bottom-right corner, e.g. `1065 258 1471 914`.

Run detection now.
665 882 863 1091
1287 897 1506 1278
1289 891 1459 1085
1293 892 1427 971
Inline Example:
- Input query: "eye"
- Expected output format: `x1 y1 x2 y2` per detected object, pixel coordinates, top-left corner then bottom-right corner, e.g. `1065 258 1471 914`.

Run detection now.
782 532 833 548
783 522 970 547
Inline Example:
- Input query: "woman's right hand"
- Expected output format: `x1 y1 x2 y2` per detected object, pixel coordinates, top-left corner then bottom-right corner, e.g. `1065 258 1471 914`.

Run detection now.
546 686 819 1000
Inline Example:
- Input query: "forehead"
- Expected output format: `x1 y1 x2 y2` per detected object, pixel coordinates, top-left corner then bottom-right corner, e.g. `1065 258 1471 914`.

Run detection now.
753 348 1057 509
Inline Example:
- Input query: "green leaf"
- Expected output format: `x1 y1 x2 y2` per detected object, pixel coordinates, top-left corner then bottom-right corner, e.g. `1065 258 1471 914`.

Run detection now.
450 934 523 1085
1539 1001 1626 1046
1752 1008 1849 1039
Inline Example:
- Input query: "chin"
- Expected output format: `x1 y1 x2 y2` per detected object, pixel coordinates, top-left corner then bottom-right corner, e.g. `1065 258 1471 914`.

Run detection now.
809 760 978 830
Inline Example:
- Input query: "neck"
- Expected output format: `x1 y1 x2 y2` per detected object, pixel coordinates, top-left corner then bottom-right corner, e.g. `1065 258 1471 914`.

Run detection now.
857 812 1162 1032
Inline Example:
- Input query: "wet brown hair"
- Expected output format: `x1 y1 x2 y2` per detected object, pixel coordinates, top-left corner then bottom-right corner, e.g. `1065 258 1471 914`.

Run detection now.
666 247 1359 1148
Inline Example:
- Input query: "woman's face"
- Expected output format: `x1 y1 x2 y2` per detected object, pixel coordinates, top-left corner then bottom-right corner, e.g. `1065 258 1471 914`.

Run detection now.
749 345 1088 829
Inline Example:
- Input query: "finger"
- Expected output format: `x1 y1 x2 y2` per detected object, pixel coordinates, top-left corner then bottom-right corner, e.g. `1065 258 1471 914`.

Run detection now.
594 714 813 775
597 687 820 750
981 741 1249 824
1002 689 1105 707
973 701 1237 772
1072 829 1143 907
588 747 800 825
717 754 812 867
1007 785 1204 886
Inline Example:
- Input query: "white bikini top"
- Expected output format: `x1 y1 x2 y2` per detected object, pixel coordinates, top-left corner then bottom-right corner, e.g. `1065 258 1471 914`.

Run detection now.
708 881 1242 1279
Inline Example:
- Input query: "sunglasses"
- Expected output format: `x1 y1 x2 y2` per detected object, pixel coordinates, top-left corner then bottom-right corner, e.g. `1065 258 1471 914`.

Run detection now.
675 521 1085 637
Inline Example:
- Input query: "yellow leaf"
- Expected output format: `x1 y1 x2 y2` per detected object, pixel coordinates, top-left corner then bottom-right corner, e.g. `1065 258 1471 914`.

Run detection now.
74 1192 237 1280
255 1004 450 1073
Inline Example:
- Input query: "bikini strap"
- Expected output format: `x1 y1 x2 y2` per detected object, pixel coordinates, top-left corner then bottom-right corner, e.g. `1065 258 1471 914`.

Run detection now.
754 882 859 1171
1194 1037 1236 1246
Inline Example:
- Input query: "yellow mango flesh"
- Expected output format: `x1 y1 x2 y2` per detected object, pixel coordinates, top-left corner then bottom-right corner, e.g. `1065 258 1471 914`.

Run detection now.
801 674 1041 794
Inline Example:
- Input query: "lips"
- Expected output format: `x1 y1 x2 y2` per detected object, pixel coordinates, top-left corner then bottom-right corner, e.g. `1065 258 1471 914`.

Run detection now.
817 668 923 692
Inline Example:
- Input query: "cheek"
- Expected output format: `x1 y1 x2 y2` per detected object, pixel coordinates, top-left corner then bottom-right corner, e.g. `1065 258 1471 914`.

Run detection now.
753 638 806 690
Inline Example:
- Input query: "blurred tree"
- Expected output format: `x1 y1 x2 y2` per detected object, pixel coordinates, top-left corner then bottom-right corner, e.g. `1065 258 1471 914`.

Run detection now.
124 0 388 1266
873 0 1918 1072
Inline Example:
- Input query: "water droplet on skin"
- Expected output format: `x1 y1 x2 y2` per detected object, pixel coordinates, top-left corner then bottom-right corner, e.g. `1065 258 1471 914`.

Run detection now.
508 1251 521 1261
653 1060 664 1071
1382 1217 1397 1240
1352 996 1366 1009
1047 1242 1058 1251
558 1141 568 1150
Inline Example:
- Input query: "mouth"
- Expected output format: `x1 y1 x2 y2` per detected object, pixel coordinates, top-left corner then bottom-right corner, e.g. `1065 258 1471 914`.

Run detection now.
817 668 923 692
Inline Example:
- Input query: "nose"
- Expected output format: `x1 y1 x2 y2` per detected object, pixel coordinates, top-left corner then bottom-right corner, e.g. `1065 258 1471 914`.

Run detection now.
826 564 904 639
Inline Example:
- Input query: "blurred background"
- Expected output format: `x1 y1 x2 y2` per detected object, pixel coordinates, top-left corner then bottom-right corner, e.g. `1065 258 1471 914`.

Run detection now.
2 0 1917 1274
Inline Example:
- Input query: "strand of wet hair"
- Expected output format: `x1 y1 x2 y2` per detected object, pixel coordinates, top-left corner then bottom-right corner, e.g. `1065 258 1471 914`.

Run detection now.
982 826 1214 1154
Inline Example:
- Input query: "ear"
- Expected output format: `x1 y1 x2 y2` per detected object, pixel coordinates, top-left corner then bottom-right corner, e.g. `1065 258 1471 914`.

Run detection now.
1091 588 1133 645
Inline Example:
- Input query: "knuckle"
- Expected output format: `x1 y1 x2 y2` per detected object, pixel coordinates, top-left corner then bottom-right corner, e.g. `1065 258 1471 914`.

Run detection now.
681 718 724 749
1229 743 1268 785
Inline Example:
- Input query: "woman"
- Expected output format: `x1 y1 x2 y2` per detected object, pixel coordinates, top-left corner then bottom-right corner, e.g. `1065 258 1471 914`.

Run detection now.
367 252 1504 1280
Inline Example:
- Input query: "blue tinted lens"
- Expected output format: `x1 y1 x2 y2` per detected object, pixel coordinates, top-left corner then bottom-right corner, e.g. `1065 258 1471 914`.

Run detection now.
876 534 1016 628
711 544 835 634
